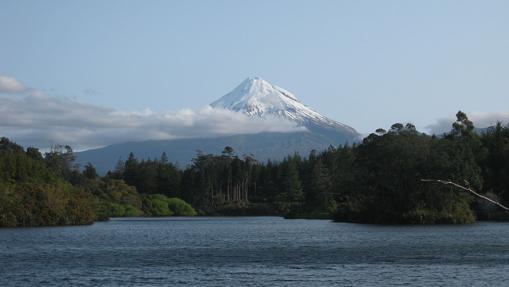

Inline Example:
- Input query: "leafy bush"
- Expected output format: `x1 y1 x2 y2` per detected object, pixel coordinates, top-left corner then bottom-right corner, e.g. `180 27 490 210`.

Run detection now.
142 194 196 216
0 182 96 227
167 197 197 216
142 194 173 216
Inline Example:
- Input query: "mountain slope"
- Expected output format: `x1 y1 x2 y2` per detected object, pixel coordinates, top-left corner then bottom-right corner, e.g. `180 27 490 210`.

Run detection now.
77 131 349 174
77 77 360 173
211 77 357 135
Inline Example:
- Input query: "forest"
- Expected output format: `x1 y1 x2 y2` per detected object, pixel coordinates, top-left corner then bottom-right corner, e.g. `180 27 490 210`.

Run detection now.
1 111 509 226
0 139 196 227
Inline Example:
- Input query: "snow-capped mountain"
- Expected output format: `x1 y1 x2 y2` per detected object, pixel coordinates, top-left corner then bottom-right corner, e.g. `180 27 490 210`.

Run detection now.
211 77 359 140
77 77 360 173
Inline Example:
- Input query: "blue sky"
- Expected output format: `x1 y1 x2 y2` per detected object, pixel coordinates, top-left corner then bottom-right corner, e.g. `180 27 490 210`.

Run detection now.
1 0 509 148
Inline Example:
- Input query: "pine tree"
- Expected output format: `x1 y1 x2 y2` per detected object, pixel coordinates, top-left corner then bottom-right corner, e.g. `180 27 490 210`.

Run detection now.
306 160 334 215
277 158 303 213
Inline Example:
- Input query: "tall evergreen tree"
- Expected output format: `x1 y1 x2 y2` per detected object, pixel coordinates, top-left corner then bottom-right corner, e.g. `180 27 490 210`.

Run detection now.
277 158 303 213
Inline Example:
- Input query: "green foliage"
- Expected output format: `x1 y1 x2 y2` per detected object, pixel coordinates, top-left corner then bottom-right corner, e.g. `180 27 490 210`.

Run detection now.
142 194 197 216
302 159 335 217
44 145 76 180
83 162 98 179
91 179 143 218
276 156 303 213
478 122 509 211
0 138 96 227
0 181 96 227
0 138 199 226
99 202 142 217
154 111 497 223
2 110 509 226
111 152 181 197
334 117 479 224
179 149 256 213
167 197 198 216
142 194 174 216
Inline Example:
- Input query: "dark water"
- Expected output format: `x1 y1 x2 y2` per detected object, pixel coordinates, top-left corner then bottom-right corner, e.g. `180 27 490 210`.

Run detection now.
1 217 509 286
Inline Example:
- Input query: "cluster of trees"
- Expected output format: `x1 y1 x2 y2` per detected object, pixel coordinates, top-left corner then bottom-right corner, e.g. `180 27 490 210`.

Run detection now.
0 140 95 227
2 111 509 226
0 139 196 227
106 111 505 224
281 111 508 223
307 111 508 223
332 114 481 224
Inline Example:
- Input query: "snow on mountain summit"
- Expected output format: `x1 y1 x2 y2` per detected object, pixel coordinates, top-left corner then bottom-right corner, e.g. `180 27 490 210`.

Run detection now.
210 77 300 115
77 77 360 172
210 77 357 133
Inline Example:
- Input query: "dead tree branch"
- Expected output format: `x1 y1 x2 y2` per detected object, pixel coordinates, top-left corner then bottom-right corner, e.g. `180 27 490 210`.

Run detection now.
421 179 509 212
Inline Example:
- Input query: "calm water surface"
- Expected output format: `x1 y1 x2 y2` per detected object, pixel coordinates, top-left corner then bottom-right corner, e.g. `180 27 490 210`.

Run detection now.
1 217 509 286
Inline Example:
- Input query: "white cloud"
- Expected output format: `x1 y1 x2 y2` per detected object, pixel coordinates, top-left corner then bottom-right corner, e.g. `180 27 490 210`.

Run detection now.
426 112 509 135
0 93 304 150
0 76 25 93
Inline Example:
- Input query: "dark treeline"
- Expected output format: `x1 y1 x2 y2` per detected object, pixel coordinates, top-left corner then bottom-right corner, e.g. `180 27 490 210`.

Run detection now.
2 111 509 226
104 111 509 224
0 141 95 226
0 140 196 227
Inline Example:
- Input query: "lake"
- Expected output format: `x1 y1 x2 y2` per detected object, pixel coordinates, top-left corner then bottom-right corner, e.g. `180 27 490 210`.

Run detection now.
1 217 508 286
